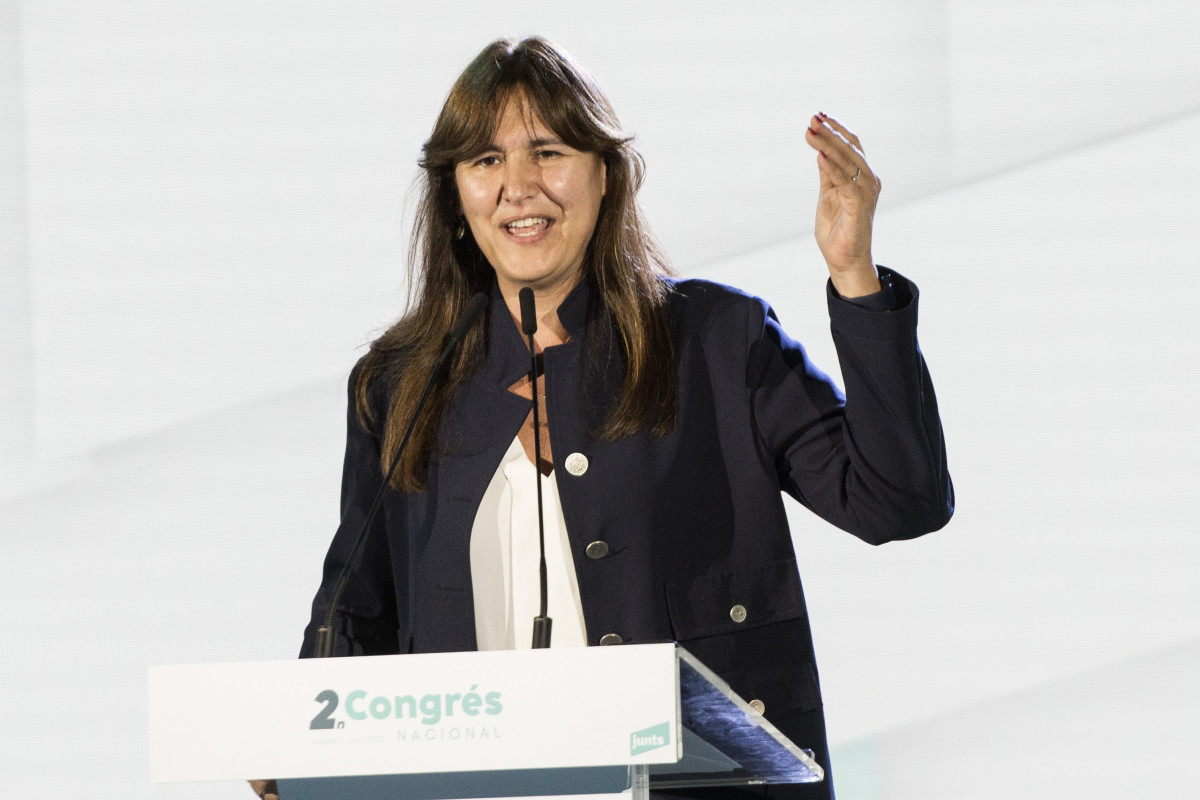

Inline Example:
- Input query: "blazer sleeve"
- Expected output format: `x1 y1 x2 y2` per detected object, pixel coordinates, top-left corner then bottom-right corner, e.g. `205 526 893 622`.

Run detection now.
299 364 403 657
749 268 954 544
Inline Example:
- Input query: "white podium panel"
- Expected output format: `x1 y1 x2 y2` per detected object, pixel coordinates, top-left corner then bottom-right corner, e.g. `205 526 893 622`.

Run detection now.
148 644 681 783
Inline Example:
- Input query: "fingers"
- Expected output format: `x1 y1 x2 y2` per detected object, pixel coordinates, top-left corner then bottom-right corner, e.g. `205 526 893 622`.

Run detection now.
808 115 865 180
248 779 280 799
804 113 881 195
805 114 860 164
817 113 865 153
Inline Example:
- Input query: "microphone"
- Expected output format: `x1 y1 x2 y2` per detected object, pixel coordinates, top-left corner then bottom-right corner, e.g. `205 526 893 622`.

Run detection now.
519 287 553 650
314 292 488 658
451 292 489 344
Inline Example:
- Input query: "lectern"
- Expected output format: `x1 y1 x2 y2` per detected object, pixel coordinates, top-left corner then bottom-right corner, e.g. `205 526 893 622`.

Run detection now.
148 644 822 799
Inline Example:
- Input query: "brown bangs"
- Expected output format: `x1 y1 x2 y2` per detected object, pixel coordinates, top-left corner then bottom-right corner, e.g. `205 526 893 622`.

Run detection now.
422 39 630 178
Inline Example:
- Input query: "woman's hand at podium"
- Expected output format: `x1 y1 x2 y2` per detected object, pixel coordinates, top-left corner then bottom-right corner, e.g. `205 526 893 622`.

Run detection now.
248 779 278 799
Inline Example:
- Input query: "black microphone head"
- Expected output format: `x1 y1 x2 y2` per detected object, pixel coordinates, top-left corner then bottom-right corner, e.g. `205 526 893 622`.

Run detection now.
519 287 537 335
450 292 488 343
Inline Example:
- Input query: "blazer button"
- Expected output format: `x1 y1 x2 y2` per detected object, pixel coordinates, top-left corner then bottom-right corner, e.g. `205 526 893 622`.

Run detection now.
748 699 766 715
598 633 623 646
565 452 589 476
585 540 609 559
730 604 748 623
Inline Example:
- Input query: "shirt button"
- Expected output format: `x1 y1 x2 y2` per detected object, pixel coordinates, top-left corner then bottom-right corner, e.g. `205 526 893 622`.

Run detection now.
730 604 748 623
598 633 623 646
585 541 610 559
748 699 765 715
565 452 589 476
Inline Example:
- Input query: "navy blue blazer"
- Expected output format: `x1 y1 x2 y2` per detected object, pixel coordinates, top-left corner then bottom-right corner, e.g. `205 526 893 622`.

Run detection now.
302 270 953 798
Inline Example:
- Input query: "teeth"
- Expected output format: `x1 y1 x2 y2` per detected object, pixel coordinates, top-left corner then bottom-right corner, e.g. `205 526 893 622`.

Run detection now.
506 217 548 229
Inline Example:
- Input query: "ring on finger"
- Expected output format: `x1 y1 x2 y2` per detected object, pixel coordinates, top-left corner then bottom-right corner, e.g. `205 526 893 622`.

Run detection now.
851 168 861 183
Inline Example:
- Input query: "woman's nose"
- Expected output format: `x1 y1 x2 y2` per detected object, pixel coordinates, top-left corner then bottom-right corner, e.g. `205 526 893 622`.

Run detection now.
501 158 537 203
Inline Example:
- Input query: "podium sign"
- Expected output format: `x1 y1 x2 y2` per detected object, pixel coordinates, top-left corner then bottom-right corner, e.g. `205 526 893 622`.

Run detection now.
149 644 681 783
150 643 823 798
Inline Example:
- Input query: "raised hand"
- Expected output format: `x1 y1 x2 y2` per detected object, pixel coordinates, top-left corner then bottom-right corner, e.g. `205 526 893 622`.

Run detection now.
804 113 882 298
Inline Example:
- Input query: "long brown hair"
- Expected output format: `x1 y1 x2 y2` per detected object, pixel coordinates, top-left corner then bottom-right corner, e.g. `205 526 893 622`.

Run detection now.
359 36 678 491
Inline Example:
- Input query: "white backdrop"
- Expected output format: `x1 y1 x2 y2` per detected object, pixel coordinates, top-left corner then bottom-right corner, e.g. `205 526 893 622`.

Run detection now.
2 2 1198 798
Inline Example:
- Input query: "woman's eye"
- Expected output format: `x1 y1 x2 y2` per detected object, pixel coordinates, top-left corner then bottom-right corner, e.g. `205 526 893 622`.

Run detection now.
536 150 562 160
473 155 501 167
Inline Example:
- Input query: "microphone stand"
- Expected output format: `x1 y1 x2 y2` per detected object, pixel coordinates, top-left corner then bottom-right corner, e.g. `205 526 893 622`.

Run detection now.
314 292 488 658
520 287 553 649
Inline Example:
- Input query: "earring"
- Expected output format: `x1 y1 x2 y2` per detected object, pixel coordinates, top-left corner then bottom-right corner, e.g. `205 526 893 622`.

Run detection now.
455 219 466 240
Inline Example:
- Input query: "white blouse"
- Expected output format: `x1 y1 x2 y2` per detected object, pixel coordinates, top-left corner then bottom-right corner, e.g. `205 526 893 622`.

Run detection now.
469 435 589 650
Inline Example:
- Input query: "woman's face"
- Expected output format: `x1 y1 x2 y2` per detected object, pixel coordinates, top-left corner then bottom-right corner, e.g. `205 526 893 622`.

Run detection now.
455 96 606 305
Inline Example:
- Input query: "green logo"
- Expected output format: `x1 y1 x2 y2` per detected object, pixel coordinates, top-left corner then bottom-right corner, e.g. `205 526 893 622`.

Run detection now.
308 686 503 730
630 722 670 756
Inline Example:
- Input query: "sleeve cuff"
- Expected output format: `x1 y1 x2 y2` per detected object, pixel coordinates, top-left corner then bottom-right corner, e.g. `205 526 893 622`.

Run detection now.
826 266 920 341
828 266 909 311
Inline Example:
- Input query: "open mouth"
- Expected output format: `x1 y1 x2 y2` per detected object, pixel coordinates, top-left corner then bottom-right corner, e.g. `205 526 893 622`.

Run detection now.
503 216 552 238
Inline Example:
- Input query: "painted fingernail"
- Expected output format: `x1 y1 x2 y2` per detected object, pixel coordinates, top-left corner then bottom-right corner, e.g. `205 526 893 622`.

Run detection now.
818 111 827 119
807 127 818 135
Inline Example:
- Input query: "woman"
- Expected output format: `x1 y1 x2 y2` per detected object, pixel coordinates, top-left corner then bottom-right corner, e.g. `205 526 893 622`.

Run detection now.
290 35 953 800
